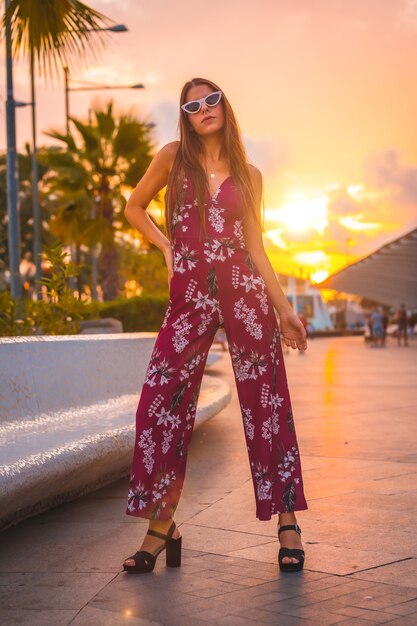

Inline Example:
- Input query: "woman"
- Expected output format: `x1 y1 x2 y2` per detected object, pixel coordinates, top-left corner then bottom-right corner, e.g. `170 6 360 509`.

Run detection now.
123 77 308 574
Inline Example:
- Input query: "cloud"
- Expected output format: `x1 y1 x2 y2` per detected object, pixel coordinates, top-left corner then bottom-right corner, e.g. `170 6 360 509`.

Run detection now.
244 136 290 176
150 99 180 145
364 148 417 208
327 187 364 217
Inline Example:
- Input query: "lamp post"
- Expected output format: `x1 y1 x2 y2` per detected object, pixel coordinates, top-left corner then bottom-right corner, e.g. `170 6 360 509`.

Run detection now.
29 50 42 299
5 0 21 299
64 74 144 133
63 74 144 299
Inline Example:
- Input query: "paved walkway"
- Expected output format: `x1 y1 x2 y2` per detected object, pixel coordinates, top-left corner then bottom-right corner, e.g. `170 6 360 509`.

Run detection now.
0 336 416 625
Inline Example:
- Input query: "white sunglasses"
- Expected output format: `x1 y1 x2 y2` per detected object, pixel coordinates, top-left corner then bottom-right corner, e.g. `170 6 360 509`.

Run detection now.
181 90 223 114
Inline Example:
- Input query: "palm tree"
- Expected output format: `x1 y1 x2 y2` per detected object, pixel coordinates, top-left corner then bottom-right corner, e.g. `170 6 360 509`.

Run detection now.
43 101 155 300
2 0 113 297
4 0 110 77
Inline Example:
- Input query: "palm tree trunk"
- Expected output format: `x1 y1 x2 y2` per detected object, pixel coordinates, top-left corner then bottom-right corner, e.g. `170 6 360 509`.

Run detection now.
99 195 119 300
75 243 82 293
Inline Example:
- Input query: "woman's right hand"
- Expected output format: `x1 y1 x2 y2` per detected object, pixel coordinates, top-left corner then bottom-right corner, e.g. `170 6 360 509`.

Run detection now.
162 243 174 289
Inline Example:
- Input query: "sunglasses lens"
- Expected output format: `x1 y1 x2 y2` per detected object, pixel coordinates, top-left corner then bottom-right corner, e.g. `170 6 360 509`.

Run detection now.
205 92 221 106
183 101 200 114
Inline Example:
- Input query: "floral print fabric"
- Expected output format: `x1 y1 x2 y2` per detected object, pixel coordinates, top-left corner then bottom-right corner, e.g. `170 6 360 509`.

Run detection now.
126 171 308 520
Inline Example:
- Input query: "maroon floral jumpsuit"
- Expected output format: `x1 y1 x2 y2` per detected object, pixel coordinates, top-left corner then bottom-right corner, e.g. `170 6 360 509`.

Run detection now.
126 169 308 521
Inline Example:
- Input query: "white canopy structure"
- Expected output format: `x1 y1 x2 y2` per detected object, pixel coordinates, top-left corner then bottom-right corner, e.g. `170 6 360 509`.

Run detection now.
317 227 417 308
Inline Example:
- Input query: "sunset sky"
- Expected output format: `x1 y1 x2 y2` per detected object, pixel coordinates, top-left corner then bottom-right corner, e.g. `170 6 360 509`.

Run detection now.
1 0 417 281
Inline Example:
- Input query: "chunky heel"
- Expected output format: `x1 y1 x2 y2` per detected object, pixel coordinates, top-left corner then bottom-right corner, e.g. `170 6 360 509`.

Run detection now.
278 523 305 573
166 534 182 567
123 520 181 574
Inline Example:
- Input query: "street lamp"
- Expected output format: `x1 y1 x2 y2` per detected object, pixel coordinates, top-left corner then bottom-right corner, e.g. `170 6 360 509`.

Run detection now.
64 72 144 134
5 0 21 300
60 22 133 298
13 94 42 299
63 72 144 299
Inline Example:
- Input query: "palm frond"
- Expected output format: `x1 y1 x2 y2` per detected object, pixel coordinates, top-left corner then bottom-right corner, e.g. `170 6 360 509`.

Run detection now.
3 0 113 78
70 117 100 153
43 128 77 152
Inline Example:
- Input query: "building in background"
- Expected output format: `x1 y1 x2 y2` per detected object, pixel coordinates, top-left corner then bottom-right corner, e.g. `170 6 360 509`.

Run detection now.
276 273 334 332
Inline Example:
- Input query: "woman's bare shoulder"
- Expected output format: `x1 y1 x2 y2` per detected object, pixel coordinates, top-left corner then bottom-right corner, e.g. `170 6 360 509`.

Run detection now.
248 163 263 190
158 141 180 172
248 163 262 178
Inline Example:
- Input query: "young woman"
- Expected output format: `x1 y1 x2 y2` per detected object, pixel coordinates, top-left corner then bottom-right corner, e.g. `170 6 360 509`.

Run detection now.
122 77 308 574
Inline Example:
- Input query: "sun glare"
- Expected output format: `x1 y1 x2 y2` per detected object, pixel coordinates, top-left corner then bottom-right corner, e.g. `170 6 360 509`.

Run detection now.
264 229 288 250
310 270 329 283
339 215 382 232
293 250 330 267
264 191 329 235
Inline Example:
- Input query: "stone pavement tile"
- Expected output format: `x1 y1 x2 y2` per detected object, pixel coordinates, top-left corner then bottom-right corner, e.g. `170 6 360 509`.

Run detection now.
382 617 417 626
280 605 354 625
227 538 403 576
89 576 196 608
170 585 290 619
351 558 417 587
206 564 279 582
118 569 244 600
0 609 77 626
382 597 417 616
178 523 274 554
231 606 304 624
212 616 263 626
319 604 374 618
187 553 281 576
243 572 337 598
71 605 162 625
367 472 417 496
324 616 391 626
183 483 259 532
304 500 416 534
312 600 399 623
88 594 209 625
326 491 417 513
0 519 155 574
0 572 115 610
338 591 417 612
184 579 244 598
334 609 399 623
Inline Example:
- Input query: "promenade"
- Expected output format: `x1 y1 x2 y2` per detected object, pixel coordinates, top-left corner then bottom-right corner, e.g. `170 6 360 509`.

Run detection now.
0 335 416 626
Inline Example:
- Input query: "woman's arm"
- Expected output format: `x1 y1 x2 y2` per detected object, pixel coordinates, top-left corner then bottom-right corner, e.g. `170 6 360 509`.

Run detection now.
124 141 179 284
243 166 307 351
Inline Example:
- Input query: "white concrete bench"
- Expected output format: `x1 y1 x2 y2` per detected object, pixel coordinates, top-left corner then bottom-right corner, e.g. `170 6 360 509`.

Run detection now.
0 334 231 530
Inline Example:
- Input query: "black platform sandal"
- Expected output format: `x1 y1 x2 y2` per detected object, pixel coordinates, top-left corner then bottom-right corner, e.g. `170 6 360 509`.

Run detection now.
123 520 182 574
278 523 305 573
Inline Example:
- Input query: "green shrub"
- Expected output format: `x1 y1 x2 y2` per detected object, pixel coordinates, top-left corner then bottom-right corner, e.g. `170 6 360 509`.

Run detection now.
0 243 93 337
98 294 169 332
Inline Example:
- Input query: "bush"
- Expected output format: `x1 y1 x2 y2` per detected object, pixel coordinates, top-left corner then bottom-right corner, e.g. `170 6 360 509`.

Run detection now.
0 243 93 337
98 293 169 332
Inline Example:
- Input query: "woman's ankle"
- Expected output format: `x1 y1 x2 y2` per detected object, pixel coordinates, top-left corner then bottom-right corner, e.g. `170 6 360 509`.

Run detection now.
278 512 297 527
148 518 175 530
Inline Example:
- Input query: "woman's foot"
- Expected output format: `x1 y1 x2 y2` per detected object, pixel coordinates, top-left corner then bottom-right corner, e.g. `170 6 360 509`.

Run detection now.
278 512 304 565
123 519 181 568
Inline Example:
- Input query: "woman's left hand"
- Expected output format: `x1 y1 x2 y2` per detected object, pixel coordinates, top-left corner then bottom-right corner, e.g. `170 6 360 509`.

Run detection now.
279 311 308 351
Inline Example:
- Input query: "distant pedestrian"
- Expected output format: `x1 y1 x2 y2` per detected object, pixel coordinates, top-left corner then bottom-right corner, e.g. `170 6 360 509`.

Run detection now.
408 312 416 339
370 306 384 347
396 304 408 346
381 310 389 346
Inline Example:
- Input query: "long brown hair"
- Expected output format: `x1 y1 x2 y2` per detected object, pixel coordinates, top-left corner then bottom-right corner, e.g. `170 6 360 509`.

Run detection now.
165 77 265 241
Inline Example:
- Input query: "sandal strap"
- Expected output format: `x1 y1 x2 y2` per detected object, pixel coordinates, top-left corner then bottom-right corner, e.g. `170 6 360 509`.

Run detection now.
278 547 305 558
129 550 156 565
146 521 176 541
278 524 301 536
